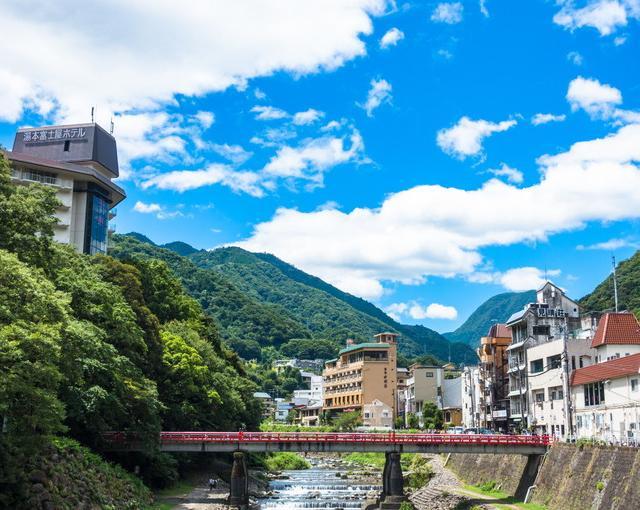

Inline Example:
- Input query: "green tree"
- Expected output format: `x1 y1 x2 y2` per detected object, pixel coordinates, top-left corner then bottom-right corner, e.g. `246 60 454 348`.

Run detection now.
280 338 339 360
332 411 362 431
422 403 444 430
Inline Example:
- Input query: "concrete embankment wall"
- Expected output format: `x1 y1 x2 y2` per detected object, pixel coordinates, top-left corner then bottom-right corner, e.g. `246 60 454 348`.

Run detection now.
447 444 640 510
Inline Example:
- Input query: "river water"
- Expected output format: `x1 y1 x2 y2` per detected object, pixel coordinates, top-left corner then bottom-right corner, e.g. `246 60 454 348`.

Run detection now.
258 457 381 510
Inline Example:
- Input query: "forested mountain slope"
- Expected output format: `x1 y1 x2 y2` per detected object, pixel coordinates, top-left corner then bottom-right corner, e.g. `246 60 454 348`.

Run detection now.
579 251 640 316
444 290 536 345
117 236 477 363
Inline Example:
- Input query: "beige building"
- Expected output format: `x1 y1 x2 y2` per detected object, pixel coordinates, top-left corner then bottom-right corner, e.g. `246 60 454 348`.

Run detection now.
323 333 398 421
405 364 444 419
363 399 394 429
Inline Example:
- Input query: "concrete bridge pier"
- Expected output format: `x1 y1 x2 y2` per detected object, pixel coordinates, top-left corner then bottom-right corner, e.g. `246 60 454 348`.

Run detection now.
379 452 406 509
514 454 544 501
229 451 249 508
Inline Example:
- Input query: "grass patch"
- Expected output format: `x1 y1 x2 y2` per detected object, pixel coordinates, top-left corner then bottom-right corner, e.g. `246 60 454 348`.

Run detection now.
344 452 387 468
463 484 548 510
264 452 311 471
155 480 196 498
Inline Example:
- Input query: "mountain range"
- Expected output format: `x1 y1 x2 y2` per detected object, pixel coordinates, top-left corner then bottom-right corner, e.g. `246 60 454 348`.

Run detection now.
110 233 478 364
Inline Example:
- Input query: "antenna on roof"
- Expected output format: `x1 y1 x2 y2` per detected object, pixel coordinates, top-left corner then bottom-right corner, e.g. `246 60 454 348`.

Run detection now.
612 255 619 312
110 117 114 135
91 107 94 123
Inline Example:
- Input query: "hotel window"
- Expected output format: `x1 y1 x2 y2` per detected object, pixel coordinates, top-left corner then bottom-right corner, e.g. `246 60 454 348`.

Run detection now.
631 379 638 392
583 382 605 407
23 169 58 185
84 192 109 254
530 359 544 374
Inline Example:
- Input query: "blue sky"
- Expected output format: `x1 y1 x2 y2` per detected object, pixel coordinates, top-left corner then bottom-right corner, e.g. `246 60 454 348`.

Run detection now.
1 1 639 332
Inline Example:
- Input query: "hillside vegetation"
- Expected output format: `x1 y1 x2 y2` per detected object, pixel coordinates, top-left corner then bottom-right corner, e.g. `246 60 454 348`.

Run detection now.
444 291 536 345
579 251 640 316
112 237 476 364
0 153 260 507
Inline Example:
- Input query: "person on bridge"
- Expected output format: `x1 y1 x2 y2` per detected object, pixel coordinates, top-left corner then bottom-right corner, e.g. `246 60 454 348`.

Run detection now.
208 478 217 491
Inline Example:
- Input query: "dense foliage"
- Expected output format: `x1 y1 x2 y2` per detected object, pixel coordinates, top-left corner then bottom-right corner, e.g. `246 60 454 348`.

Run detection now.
579 251 640 317
0 153 260 506
444 291 536 345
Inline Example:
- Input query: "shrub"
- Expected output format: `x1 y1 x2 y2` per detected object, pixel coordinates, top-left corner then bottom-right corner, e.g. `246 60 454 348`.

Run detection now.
264 452 310 471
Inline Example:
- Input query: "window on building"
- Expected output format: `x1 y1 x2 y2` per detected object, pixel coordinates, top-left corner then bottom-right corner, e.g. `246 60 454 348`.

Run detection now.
584 382 605 407
533 325 551 336
534 391 544 403
23 169 58 185
530 359 544 373
572 356 576 370
631 379 638 392
63 140 70 151
550 387 563 400
84 193 109 254
425 372 434 378
548 354 561 370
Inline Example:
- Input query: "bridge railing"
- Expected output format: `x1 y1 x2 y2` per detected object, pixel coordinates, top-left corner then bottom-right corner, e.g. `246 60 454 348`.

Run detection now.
102 431 551 447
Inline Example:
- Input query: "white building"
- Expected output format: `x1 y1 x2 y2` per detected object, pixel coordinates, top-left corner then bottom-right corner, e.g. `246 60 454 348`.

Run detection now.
363 399 393 429
591 312 640 363
5 123 125 254
293 374 323 406
505 282 584 433
461 366 482 428
572 353 640 444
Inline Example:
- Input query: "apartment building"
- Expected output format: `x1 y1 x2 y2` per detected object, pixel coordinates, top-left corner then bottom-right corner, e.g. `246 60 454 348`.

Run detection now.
253 392 275 421
591 312 640 363
396 367 409 424
293 374 324 406
461 366 482 428
505 282 584 433
572 353 640 443
5 123 125 254
323 333 398 422
442 377 463 426
477 324 512 431
404 364 444 419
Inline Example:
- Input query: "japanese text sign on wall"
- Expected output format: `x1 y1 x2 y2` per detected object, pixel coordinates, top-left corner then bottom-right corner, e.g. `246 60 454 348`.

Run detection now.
23 127 87 143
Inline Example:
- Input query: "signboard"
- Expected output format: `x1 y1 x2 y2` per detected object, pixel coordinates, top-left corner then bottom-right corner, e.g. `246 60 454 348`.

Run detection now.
493 410 508 418
536 308 565 318
22 127 87 143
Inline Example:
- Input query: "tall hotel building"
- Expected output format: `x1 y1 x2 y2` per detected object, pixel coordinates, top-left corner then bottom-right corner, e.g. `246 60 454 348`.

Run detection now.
4 123 125 254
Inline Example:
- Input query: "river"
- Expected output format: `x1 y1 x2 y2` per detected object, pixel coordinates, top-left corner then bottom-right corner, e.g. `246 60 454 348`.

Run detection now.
258 457 381 510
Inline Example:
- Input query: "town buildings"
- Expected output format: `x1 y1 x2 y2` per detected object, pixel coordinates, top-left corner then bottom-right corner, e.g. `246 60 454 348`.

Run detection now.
571 312 640 443
505 282 587 434
4 123 125 254
477 324 512 431
461 366 482 429
253 392 275 421
405 364 444 419
323 333 398 423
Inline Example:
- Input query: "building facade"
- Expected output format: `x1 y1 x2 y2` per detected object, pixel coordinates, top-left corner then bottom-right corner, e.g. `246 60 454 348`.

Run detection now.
461 366 482 429
363 399 394 429
5 123 125 254
323 333 398 423
505 282 583 433
404 365 444 420
477 324 512 431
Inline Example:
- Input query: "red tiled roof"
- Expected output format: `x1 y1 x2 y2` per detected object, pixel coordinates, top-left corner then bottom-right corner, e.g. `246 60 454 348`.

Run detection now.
571 353 640 386
488 323 511 339
591 312 640 348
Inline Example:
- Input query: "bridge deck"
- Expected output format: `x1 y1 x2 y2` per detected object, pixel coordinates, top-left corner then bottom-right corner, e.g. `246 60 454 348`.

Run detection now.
106 432 550 455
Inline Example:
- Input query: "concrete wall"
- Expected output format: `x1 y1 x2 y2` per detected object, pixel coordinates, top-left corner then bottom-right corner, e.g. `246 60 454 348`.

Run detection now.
448 444 640 510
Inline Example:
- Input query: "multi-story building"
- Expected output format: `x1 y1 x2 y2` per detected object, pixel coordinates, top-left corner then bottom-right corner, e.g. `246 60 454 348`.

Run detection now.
477 324 512 431
591 312 640 363
273 359 325 374
4 123 125 254
253 392 275 421
461 366 482 428
442 377 463 426
363 399 394 429
404 364 444 420
293 374 323 406
323 333 398 422
572 353 640 443
298 402 322 426
396 367 409 424
505 282 588 435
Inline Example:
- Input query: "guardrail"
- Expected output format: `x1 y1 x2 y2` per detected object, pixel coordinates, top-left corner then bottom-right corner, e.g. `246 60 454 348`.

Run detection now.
104 431 552 447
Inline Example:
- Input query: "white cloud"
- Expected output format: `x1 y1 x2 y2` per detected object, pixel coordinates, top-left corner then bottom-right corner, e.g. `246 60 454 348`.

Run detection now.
385 302 458 320
566 76 640 124
262 130 366 187
251 105 289 121
194 111 215 128
233 123 640 299
360 78 393 117
577 238 638 250
133 200 183 220
436 49 454 60
211 143 253 164
567 51 584 66
409 303 458 320
0 1 390 125
292 108 324 125
553 0 639 36
379 27 405 49
487 163 524 184
532 113 567 125
479 0 489 17
500 267 561 291
431 2 464 24
614 35 627 44
436 116 517 159
254 88 267 100
567 76 622 118
141 164 264 197
133 201 162 214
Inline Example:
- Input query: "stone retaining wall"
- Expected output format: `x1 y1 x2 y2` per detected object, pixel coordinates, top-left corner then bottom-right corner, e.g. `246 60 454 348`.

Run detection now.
447 444 640 510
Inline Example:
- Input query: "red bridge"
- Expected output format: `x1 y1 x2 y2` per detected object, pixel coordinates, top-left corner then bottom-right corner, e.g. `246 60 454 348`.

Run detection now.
106 431 551 455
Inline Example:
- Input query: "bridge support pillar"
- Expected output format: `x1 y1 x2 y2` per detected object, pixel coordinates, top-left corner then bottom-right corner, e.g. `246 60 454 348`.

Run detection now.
379 452 406 509
514 454 544 501
229 451 249 508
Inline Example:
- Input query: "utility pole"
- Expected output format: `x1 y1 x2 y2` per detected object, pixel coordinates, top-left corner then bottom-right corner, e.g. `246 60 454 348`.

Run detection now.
612 255 619 312
561 328 572 440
